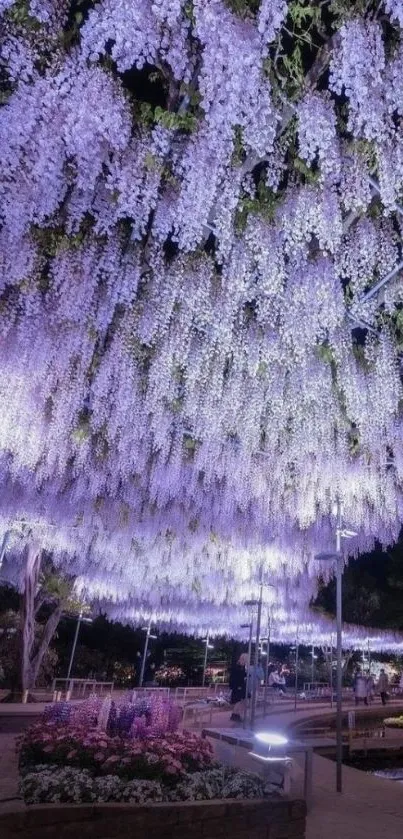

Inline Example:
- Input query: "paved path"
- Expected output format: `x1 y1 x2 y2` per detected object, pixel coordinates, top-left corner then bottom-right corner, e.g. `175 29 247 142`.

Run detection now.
252 701 403 839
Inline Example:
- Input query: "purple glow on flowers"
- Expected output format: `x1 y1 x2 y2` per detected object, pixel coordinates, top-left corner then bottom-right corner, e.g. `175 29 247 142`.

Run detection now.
0 0 402 640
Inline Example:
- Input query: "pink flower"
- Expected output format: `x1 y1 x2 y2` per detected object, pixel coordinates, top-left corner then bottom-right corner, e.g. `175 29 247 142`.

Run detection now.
94 751 105 761
43 745 54 753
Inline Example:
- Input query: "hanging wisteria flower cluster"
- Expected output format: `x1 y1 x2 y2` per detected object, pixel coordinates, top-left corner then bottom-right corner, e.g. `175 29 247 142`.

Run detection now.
0 0 402 637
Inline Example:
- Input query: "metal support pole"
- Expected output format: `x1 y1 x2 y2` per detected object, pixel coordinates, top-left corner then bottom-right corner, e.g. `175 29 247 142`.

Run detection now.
330 637 333 709
336 501 343 795
294 641 299 711
368 639 371 673
267 618 271 677
67 611 82 680
139 623 151 688
250 584 263 729
243 619 254 728
264 617 271 713
202 632 209 687
311 644 315 687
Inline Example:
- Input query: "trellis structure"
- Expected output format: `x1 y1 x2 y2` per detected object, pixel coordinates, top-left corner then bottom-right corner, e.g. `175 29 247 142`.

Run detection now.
0 1 402 637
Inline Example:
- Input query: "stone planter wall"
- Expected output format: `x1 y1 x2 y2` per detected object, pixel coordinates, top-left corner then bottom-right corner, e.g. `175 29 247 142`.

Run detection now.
384 725 403 738
0 798 306 839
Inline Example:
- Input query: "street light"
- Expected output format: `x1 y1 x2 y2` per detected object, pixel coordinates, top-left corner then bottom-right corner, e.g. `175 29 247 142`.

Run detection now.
202 633 214 687
310 645 318 686
315 500 357 794
290 641 299 711
66 610 93 681
139 622 157 687
248 581 275 729
242 601 258 728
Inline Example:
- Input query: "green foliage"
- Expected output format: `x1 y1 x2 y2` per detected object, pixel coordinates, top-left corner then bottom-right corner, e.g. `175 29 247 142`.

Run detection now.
6 0 38 28
271 1 327 99
288 1 322 29
232 126 245 165
235 179 280 231
136 102 198 133
0 608 58 689
224 0 260 18
38 558 88 617
293 155 320 184
330 0 381 24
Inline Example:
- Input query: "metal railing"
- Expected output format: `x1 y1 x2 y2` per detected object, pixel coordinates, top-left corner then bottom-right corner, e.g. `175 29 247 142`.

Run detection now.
130 687 171 699
51 678 114 699
174 685 230 703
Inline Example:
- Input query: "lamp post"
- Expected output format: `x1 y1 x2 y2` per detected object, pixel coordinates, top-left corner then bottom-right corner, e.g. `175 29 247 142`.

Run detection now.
249 582 274 729
202 633 214 687
243 600 258 728
310 645 318 687
251 585 263 730
315 500 357 793
329 635 334 709
311 645 315 687
139 622 157 687
293 641 299 711
67 610 83 680
262 612 272 714
66 610 93 682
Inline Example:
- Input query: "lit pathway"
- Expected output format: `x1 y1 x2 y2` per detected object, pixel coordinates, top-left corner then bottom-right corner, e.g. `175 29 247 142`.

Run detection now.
202 699 403 839
253 701 403 839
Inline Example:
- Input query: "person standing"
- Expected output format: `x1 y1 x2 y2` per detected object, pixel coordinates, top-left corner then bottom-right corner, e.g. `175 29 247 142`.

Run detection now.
354 669 368 706
366 671 375 704
378 669 389 706
229 652 248 722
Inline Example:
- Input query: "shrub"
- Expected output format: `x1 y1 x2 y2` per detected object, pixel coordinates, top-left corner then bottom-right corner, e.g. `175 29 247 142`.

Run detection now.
384 716 403 728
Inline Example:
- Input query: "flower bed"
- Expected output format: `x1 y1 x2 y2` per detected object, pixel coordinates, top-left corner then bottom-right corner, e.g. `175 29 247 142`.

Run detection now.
384 716 403 729
17 696 282 806
19 724 217 786
19 764 272 805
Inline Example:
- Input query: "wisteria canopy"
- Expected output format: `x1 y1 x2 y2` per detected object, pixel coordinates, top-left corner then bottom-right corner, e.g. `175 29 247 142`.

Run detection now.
0 0 402 643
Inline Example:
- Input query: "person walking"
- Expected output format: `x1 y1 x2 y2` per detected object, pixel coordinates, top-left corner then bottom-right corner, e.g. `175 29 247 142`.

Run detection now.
378 669 389 706
229 652 248 722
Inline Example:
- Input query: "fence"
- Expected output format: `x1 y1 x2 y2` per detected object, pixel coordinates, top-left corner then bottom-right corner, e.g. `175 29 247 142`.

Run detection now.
51 678 114 700
130 687 171 700
302 682 331 699
49 682 231 704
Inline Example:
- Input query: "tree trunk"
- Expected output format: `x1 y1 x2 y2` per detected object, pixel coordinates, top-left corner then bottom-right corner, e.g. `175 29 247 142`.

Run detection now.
21 541 42 693
30 603 63 687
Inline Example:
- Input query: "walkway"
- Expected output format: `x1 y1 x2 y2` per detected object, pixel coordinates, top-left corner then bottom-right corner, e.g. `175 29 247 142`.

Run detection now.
249 700 403 839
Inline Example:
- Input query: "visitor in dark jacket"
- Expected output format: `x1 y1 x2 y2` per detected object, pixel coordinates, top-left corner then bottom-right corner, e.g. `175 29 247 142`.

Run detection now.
229 652 248 722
